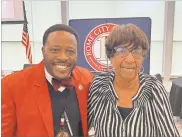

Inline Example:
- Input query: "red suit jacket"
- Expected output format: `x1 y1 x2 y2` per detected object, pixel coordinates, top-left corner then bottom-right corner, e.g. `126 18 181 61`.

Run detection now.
2 61 93 137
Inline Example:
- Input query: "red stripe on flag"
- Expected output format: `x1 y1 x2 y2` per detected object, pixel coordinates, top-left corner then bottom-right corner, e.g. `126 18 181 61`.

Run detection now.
21 24 32 64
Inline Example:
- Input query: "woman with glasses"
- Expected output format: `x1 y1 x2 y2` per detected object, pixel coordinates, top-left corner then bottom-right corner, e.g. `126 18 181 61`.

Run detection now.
88 24 179 137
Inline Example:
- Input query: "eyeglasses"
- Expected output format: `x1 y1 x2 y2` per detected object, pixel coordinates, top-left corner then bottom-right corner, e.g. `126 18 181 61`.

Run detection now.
114 46 144 59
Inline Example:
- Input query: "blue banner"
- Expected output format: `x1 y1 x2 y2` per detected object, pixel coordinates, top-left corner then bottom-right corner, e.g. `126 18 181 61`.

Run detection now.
69 17 151 74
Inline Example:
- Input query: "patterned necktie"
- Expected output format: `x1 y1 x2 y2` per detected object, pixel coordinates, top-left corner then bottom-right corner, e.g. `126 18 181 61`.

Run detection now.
51 77 74 91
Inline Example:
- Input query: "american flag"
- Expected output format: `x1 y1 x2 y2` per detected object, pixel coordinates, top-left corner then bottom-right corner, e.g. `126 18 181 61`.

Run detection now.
21 23 32 64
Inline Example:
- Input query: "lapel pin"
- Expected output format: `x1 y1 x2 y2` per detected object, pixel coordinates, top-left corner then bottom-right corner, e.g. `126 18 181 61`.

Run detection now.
78 84 84 91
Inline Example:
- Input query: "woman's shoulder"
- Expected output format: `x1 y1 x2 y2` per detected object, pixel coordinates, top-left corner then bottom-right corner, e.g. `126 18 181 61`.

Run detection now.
94 71 113 78
90 71 113 89
139 73 166 96
139 72 162 84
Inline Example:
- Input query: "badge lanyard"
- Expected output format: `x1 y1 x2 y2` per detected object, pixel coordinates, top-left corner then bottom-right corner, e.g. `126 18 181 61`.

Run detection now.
57 90 73 137
59 111 73 136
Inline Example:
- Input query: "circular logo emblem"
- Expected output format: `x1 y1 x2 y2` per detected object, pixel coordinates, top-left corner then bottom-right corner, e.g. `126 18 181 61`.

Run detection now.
84 23 118 72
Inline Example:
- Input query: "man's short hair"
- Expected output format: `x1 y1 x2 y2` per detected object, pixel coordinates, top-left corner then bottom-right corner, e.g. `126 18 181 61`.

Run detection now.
43 24 79 46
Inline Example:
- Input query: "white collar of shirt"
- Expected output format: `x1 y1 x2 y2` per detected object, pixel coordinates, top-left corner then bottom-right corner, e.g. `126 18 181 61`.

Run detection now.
44 67 66 92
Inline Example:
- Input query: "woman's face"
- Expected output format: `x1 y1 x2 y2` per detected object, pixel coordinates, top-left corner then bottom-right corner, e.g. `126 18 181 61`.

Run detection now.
110 44 145 82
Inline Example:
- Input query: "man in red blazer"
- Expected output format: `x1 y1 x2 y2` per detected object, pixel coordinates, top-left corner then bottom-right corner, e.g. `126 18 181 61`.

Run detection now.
2 24 93 137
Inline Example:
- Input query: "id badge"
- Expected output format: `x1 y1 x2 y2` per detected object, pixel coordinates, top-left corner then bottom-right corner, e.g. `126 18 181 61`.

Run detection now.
56 127 70 137
56 116 70 137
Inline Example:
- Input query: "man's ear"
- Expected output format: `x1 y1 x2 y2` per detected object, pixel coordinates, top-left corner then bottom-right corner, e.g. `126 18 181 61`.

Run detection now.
41 46 46 58
42 46 45 53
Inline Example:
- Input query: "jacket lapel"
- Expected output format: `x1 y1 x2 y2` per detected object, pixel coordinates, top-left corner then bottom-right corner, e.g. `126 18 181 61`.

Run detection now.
72 68 88 137
33 61 54 137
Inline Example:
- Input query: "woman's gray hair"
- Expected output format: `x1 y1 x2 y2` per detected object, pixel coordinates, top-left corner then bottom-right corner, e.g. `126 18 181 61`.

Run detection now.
105 24 149 59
